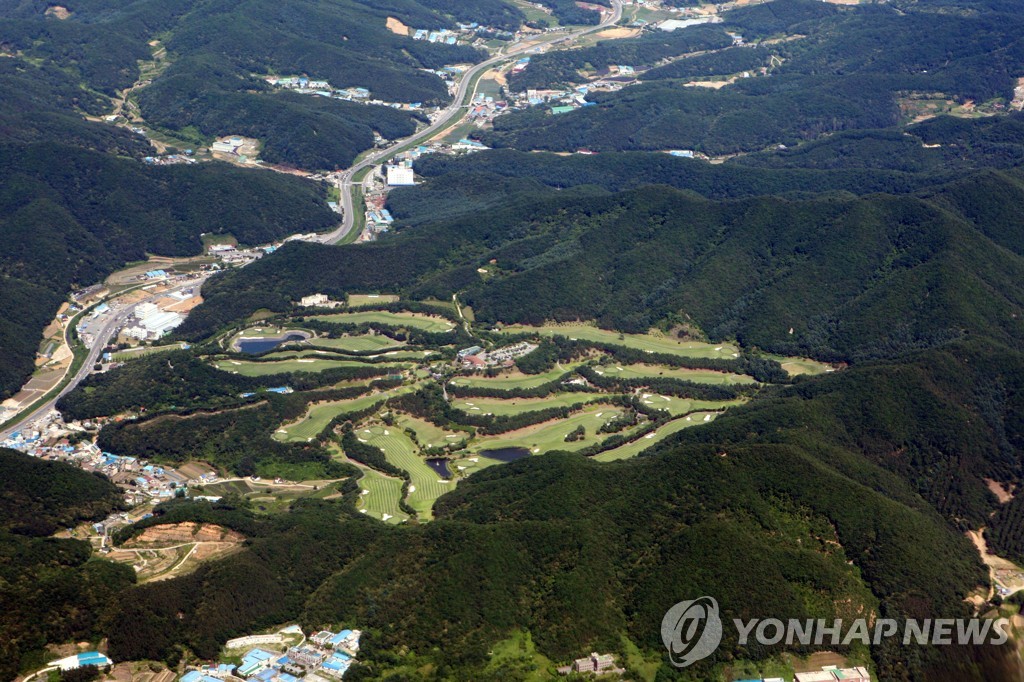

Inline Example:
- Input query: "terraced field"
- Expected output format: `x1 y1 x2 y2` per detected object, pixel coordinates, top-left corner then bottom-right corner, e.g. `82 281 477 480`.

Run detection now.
593 411 722 462
358 426 453 519
312 310 456 333
498 324 740 359
593 363 756 385
448 363 582 390
275 386 416 442
452 392 605 416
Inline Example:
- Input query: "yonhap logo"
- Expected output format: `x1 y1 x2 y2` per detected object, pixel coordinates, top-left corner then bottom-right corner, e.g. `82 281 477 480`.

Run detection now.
661 596 723 667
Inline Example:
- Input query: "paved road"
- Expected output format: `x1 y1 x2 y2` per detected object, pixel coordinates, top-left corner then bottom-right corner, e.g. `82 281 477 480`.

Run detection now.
320 0 624 244
0 278 207 440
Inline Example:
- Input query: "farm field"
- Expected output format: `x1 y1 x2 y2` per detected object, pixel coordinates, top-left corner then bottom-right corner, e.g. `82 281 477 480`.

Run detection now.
358 426 453 519
307 335 406 353
448 363 582 390
593 412 722 462
593 363 756 385
274 387 414 442
452 392 606 417
312 310 456 333
348 294 400 307
469 404 631 456
213 357 406 377
498 324 740 359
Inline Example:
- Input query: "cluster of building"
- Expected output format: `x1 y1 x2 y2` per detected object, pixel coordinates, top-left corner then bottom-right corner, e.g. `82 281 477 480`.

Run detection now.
411 27 461 45
792 667 871 682
264 75 423 111
205 628 361 682
122 301 184 341
142 152 197 166
735 668 872 682
557 652 621 676
457 342 537 369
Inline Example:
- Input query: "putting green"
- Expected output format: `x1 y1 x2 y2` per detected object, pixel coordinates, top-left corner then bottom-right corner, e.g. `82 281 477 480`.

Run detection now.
214 357 406 377
636 394 747 417
593 411 722 462
452 392 606 417
498 324 739 359
470 404 631 456
347 294 400 307
396 414 466 450
593 363 755 385
312 310 456 333
274 387 414 442
309 335 406 353
358 426 452 519
356 465 410 524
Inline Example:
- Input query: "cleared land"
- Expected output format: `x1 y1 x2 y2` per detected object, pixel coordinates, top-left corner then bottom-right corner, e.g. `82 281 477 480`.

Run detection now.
312 311 456 333
452 392 605 416
593 363 755 385
213 357 405 377
348 294 400 307
767 355 836 376
449 363 582 390
593 411 722 462
499 324 739 359
358 426 452 519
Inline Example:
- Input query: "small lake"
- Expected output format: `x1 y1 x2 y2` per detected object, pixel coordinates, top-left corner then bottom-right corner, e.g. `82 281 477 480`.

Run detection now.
236 332 309 354
426 458 451 479
479 447 531 462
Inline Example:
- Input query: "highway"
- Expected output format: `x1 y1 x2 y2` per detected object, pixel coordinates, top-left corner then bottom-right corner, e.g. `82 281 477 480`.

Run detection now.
320 0 624 244
0 277 208 440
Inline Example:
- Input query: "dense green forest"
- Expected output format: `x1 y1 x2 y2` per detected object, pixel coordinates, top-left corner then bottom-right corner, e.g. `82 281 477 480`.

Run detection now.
178 167 1024 363
95 339 1024 680
0 143 335 400
485 0 1024 154
0 449 133 679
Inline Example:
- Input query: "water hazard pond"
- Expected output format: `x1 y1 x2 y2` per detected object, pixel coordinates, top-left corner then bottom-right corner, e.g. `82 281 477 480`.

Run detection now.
234 331 310 354
478 447 531 463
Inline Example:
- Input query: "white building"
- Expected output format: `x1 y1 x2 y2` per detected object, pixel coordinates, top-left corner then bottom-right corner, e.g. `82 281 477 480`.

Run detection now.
386 165 415 186
141 311 183 338
135 302 159 321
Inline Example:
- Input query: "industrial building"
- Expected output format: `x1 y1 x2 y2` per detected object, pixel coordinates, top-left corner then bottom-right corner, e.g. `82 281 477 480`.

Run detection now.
386 164 415 186
51 651 112 671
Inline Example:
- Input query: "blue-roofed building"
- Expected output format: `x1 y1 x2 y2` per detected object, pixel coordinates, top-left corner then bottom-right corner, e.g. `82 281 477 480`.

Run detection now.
53 651 113 671
279 674 299 682
238 649 275 677
253 669 276 682
180 671 203 682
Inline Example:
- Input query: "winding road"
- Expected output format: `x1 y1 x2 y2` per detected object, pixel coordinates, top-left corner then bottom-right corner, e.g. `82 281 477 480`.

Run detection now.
0 278 207 440
320 0 624 244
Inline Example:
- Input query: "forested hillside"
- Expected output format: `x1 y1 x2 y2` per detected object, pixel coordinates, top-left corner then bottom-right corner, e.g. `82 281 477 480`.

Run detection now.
0 142 335 400
484 0 1024 154
0 449 133 679
179 167 1024 363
